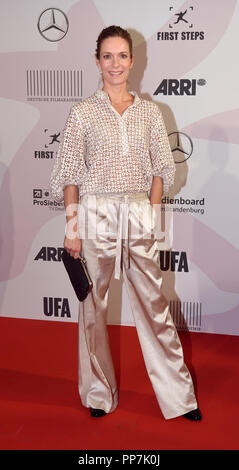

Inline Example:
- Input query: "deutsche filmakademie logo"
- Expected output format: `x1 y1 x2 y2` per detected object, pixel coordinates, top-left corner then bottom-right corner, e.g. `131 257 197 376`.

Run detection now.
37 8 69 42
170 300 202 331
26 69 83 102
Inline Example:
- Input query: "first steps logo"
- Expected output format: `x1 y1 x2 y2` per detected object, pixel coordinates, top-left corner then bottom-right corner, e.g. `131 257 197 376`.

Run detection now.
157 6 205 41
34 129 60 160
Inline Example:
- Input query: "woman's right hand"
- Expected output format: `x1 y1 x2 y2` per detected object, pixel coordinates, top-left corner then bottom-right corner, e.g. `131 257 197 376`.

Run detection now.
64 235 82 259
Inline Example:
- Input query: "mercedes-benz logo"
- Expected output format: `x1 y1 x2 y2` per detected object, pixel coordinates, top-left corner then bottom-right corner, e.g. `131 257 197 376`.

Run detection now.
168 131 193 164
38 8 69 42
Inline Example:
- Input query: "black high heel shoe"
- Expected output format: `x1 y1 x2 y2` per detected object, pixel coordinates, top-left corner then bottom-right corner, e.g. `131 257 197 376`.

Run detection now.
183 408 202 421
89 407 107 418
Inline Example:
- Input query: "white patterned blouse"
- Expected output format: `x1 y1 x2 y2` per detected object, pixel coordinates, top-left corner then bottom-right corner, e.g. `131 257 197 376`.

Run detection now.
49 88 175 202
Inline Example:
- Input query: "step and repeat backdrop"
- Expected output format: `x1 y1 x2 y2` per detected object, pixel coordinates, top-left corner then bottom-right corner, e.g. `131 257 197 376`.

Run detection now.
0 0 238 335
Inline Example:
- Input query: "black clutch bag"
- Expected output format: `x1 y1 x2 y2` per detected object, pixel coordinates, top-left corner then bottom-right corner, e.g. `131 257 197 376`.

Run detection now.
61 249 93 301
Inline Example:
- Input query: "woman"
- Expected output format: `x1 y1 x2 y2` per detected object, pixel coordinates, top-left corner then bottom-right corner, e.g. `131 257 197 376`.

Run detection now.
50 26 202 421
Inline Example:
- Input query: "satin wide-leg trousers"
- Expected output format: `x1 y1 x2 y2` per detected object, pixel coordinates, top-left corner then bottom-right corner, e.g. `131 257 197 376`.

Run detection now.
78 191 198 419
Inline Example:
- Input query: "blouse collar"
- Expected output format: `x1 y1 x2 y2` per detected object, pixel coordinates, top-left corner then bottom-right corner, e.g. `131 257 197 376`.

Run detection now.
94 88 141 109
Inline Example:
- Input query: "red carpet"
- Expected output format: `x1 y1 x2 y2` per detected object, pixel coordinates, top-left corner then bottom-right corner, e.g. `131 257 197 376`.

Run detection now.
0 317 238 450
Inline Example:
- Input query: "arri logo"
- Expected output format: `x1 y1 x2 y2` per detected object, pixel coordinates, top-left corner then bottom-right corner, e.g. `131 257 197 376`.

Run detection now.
37 8 69 42
35 247 64 261
154 79 206 96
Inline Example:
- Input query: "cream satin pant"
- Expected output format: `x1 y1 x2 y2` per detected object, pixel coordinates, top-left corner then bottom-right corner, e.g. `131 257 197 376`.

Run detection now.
78 192 198 419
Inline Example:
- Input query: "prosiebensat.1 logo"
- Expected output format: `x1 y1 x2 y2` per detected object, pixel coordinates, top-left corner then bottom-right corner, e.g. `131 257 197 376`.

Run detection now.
33 189 64 211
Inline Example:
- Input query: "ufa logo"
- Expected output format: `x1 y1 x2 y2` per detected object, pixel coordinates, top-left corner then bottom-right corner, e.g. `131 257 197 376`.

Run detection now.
43 297 71 318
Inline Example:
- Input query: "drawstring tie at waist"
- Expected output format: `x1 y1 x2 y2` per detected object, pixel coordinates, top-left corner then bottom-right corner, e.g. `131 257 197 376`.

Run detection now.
96 192 149 280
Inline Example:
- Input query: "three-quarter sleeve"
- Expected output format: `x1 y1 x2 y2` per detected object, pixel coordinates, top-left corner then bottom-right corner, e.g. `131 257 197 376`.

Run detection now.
49 105 86 202
150 105 175 195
